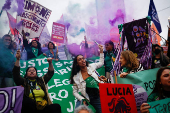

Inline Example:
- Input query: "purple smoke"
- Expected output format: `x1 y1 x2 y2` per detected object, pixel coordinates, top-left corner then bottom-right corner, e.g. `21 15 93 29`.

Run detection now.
16 0 24 15
2 0 12 10
109 9 125 26
16 20 23 29
65 22 70 31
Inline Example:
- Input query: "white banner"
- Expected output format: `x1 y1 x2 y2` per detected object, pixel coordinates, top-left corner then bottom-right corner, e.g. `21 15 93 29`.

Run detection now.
17 0 52 39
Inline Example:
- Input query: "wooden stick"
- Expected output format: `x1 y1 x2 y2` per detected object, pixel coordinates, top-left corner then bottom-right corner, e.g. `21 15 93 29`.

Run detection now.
114 71 117 84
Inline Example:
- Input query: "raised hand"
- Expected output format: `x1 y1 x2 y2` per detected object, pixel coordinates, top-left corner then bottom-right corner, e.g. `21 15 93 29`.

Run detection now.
16 50 21 60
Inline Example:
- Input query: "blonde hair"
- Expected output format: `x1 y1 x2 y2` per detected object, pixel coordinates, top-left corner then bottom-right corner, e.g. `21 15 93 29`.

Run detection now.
121 50 139 72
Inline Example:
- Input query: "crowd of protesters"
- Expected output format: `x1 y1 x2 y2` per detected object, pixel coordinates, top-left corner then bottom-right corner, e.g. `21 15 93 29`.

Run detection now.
0 29 170 113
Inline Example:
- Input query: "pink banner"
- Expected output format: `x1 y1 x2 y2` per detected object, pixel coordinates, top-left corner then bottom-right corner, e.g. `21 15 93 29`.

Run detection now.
51 22 65 43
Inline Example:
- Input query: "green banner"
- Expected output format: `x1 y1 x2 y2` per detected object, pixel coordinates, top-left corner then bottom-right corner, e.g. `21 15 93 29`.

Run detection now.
20 55 105 113
148 98 170 113
113 68 159 95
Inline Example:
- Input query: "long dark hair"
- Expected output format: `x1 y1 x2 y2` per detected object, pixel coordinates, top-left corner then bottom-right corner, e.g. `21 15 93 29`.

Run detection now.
24 66 38 78
70 55 89 84
47 41 55 49
149 67 170 100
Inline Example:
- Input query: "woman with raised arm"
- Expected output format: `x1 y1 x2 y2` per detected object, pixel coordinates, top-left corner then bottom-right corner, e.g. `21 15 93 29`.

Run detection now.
13 50 61 113
70 44 108 113
43 41 60 61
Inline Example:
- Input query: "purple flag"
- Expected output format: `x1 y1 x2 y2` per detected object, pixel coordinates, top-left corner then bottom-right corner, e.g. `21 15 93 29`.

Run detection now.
0 86 24 113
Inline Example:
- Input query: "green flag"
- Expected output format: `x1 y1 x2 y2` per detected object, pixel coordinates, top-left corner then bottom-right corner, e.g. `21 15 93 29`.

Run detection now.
113 68 159 95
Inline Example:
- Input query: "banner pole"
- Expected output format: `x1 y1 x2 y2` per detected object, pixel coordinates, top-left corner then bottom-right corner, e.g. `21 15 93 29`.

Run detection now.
114 71 117 84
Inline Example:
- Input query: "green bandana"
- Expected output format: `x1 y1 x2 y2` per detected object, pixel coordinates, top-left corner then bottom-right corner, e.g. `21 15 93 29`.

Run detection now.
85 76 99 89
32 47 38 57
122 67 129 73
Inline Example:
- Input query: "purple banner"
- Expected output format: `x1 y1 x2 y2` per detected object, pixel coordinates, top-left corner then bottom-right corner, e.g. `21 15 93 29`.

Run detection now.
0 86 24 113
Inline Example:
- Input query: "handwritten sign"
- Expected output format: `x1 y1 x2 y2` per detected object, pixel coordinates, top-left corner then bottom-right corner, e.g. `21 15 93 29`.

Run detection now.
51 22 65 43
99 83 137 113
113 68 158 96
17 0 52 39
148 98 170 113
133 85 148 112
0 86 24 113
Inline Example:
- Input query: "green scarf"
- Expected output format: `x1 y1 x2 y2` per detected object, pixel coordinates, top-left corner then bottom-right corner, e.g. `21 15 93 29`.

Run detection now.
32 47 38 57
85 76 99 89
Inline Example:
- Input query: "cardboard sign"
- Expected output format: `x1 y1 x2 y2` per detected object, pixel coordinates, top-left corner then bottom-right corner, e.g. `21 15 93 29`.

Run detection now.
99 83 137 113
17 0 52 39
148 98 170 113
51 22 65 43
0 86 24 113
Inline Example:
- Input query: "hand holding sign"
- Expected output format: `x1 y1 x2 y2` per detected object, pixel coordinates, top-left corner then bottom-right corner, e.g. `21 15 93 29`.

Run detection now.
140 103 151 113
120 72 128 78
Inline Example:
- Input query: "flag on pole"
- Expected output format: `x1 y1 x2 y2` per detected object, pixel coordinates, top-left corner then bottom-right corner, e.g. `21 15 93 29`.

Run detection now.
148 0 162 33
6 11 19 35
151 23 161 46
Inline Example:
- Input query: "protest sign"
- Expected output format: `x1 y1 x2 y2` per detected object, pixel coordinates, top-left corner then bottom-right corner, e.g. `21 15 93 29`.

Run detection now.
148 98 170 113
51 22 65 43
133 85 148 112
17 0 52 39
99 83 137 113
20 55 104 113
113 68 159 96
0 86 24 113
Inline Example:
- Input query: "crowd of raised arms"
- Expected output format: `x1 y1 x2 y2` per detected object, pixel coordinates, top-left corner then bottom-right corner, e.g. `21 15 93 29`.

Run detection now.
0 29 170 113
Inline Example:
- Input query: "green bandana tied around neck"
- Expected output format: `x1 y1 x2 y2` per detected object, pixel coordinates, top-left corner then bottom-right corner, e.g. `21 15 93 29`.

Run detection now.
122 67 129 73
85 76 99 89
32 47 38 57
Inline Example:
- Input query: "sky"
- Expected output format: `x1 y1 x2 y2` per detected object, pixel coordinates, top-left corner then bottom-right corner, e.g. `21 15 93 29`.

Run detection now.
0 0 170 44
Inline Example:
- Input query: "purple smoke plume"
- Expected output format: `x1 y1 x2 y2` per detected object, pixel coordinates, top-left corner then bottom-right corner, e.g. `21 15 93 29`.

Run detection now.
2 0 12 10
16 0 24 15
109 9 125 26
65 22 70 32
16 20 23 29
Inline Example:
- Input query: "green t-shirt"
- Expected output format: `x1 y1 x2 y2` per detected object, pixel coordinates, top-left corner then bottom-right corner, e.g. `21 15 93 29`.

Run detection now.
105 52 116 72
85 76 99 89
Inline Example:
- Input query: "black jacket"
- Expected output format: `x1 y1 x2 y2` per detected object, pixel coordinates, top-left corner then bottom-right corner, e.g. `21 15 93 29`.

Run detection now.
23 39 43 60
12 66 54 103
